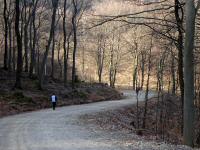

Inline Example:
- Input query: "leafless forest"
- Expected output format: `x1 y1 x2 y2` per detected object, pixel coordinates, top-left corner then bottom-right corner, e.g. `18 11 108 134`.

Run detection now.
0 0 200 148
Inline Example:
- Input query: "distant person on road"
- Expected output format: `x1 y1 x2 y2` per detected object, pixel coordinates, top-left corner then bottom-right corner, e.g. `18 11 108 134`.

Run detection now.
51 94 58 110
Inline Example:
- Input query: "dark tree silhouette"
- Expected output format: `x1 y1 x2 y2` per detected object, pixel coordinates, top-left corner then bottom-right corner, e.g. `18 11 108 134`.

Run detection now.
15 0 23 89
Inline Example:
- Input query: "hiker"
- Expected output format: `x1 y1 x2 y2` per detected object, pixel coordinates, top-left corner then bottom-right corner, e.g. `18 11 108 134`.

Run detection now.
51 94 58 110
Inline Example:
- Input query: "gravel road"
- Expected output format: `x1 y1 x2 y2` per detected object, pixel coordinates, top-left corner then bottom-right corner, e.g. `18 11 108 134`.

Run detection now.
0 91 190 150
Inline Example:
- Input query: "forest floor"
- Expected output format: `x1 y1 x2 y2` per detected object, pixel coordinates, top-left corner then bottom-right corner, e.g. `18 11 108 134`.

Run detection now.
0 69 122 117
80 91 200 149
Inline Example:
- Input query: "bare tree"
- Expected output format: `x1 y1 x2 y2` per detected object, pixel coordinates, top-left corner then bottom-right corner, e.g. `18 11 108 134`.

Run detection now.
174 0 184 133
71 0 78 89
63 0 68 87
96 33 106 83
14 0 23 89
29 0 39 78
7 0 15 72
142 37 152 129
109 31 121 88
183 0 200 147
3 0 8 70
23 0 31 72
63 0 72 87
39 0 59 89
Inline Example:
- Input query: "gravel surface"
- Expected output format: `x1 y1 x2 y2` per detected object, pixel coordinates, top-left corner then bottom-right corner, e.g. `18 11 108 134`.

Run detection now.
0 90 193 150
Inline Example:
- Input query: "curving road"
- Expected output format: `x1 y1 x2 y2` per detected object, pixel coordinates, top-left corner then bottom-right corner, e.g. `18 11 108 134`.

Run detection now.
0 91 157 150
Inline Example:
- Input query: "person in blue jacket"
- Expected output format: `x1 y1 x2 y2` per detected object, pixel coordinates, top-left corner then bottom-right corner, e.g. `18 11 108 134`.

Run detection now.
51 93 58 110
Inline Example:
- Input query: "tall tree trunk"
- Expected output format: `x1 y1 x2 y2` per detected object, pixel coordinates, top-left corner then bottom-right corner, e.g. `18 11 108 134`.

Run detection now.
109 47 114 87
82 46 85 80
65 32 71 86
71 0 77 89
57 41 62 78
8 22 12 72
29 3 37 77
155 60 161 137
113 67 117 88
171 52 176 95
133 53 138 90
109 33 115 88
15 0 23 89
39 0 59 89
29 18 34 76
63 0 67 87
3 0 8 70
136 89 140 129
12 27 16 71
97 36 105 83
175 0 184 133
36 40 40 76
133 41 139 90
140 53 145 90
183 0 196 147
24 1 29 72
142 41 152 129
51 32 55 79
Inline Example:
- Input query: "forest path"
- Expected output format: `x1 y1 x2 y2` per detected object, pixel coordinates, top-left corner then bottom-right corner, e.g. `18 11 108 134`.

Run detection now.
0 91 155 150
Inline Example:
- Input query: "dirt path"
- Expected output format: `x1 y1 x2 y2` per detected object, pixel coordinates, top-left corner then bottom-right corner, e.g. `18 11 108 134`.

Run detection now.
0 91 189 150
